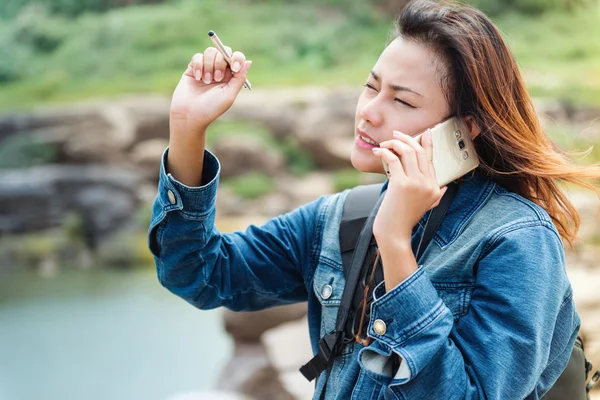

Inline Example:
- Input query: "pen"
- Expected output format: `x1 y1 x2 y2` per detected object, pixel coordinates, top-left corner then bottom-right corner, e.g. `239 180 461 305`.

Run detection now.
208 30 252 90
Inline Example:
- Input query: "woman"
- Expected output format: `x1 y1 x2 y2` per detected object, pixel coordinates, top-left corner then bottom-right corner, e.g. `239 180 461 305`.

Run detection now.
148 1 600 398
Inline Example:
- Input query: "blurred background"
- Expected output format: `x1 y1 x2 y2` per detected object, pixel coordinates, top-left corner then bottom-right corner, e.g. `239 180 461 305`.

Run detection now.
0 0 599 399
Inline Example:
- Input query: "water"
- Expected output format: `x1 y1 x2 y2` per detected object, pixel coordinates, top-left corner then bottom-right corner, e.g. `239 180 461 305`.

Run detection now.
0 266 233 400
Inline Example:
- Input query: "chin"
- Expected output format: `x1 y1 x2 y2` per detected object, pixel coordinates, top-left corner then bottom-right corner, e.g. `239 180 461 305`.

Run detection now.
350 148 384 174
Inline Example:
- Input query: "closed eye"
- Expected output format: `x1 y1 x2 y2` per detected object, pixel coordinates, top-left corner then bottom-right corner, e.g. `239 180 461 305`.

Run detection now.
395 98 416 109
364 83 416 108
363 83 378 92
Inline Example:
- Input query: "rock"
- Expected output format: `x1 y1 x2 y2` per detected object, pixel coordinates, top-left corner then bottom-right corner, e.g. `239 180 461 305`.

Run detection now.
211 135 285 179
214 215 270 234
567 189 600 246
130 138 168 177
123 96 171 142
223 303 307 343
254 192 293 217
292 88 360 170
0 96 170 166
224 87 360 170
277 173 334 207
61 104 137 163
0 104 104 143
216 342 295 400
215 186 248 217
0 165 143 243
225 87 322 140
165 391 252 400
218 304 310 399
567 266 600 375
262 316 314 400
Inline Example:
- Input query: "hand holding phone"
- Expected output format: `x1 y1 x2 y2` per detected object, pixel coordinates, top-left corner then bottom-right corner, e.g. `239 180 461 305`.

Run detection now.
381 117 479 187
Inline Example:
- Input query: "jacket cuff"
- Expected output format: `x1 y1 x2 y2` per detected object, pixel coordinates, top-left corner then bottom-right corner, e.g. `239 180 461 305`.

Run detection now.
358 267 453 386
358 340 411 386
156 146 221 221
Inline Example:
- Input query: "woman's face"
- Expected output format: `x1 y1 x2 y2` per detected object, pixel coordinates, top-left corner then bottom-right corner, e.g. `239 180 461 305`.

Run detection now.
352 36 451 174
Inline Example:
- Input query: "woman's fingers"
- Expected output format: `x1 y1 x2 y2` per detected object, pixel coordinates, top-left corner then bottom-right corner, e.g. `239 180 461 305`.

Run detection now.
188 53 204 81
230 51 246 73
420 129 436 178
372 147 407 179
225 60 252 93
187 47 245 85
379 137 421 177
392 130 431 177
202 47 217 84
213 46 232 82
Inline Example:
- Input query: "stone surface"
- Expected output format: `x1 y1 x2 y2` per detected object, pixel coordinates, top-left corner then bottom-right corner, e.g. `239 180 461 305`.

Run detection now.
211 135 285 179
262 316 314 400
223 304 307 343
165 391 252 400
0 164 142 240
216 342 296 400
277 173 334 207
130 138 169 179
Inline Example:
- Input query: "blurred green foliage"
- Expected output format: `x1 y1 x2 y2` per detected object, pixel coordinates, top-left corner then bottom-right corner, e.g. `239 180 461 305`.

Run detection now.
207 120 316 176
0 131 59 168
547 125 600 164
0 0 166 18
223 172 276 199
471 0 591 14
206 120 276 148
333 168 363 192
0 0 598 108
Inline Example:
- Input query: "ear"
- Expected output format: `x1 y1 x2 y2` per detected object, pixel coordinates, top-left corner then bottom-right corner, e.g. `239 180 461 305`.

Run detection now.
464 116 481 140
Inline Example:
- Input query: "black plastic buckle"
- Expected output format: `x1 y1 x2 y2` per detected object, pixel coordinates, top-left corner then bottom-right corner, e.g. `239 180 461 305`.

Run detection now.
299 332 338 382
587 369 599 393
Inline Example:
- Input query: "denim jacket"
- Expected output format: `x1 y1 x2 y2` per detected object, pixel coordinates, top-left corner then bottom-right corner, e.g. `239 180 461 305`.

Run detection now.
148 148 580 400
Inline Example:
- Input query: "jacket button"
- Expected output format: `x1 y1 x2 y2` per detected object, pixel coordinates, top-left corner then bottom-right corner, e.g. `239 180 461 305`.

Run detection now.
373 319 387 335
321 284 333 300
167 190 176 205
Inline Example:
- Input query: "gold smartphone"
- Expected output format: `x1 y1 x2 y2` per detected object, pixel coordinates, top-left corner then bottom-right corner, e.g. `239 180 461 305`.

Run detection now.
381 117 480 187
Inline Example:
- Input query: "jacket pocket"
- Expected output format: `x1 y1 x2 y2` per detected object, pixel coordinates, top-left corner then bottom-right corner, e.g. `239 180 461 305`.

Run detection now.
431 282 472 321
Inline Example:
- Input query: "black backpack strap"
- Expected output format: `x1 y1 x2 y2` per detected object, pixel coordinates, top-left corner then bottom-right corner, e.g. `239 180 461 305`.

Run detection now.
300 181 459 386
416 182 460 261
300 189 387 383
339 183 383 281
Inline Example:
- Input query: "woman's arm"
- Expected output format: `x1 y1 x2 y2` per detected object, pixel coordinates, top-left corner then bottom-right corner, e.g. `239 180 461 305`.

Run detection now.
358 222 580 399
148 148 326 311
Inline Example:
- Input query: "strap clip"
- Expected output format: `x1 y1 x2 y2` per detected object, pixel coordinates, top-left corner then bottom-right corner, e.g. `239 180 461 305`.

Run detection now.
299 331 338 381
587 368 599 393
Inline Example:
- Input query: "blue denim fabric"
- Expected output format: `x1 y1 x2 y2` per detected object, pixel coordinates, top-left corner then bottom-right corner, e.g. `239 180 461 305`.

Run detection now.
149 148 580 399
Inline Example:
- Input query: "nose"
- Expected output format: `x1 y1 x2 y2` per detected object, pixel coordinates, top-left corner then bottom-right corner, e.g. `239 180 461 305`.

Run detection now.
359 97 383 127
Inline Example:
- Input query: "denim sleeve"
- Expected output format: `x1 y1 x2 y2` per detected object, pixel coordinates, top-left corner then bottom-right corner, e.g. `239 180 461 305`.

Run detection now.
148 147 325 311
357 221 580 399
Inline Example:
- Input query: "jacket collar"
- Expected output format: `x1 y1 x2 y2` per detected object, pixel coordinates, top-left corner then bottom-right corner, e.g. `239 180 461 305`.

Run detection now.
380 169 496 247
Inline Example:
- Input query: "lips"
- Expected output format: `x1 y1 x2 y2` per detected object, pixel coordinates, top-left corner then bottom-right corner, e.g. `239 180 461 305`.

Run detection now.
357 129 379 146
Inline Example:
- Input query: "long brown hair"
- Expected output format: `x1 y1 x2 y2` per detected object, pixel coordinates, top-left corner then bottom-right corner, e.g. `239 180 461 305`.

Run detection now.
394 0 600 248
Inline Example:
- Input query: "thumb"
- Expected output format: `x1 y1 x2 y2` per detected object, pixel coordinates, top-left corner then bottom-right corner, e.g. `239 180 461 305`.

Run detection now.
226 60 252 93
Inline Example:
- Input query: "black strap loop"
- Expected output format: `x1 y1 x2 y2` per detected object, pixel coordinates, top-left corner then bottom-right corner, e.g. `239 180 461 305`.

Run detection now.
300 182 459 384
299 331 338 381
416 182 459 261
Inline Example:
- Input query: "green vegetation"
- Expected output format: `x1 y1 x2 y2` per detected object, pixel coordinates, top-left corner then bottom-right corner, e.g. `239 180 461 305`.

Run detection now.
0 0 165 18
0 130 59 168
333 168 363 192
207 120 316 176
498 7 600 105
1 0 599 110
223 172 276 199
546 125 600 164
